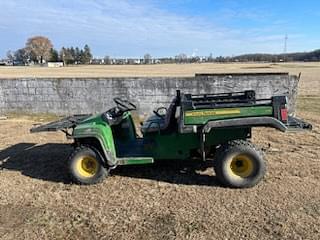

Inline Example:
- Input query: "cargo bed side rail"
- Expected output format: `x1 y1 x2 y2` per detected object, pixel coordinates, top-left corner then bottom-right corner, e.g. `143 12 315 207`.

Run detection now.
202 116 312 133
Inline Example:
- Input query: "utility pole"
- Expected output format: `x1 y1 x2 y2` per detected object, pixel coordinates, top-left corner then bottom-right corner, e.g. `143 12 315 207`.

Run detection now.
284 34 288 61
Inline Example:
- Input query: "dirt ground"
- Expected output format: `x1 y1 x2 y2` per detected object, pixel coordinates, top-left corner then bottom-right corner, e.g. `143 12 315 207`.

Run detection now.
0 108 319 240
0 62 319 239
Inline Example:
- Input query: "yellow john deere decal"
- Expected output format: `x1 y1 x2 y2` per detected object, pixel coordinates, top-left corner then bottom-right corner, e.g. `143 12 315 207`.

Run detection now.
185 109 241 117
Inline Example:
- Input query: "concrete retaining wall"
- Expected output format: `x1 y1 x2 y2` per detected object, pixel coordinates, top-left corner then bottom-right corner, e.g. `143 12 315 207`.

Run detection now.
0 73 299 116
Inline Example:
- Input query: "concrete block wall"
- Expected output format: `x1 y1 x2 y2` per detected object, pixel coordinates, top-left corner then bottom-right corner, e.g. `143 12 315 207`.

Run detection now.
0 73 299 116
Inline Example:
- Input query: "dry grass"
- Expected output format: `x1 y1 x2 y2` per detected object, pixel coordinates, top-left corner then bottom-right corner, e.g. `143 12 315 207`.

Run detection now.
5 112 60 122
0 110 319 240
1 62 319 96
297 97 320 114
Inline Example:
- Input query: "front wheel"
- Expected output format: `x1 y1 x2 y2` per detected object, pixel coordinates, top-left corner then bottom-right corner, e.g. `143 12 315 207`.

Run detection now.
68 145 108 185
214 140 266 188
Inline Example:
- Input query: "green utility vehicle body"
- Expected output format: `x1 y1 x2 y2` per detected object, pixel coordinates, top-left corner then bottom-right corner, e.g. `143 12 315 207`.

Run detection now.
71 112 250 165
31 90 312 187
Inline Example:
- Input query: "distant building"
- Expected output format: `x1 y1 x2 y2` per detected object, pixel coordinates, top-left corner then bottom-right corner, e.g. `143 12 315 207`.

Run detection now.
113 59 127 65
47 62 64 67
0 59 12 66
91 59 105 65
127 58 142 64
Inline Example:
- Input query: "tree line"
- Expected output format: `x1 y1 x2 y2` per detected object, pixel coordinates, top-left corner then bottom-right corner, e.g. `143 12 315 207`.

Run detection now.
5 35 320 65
214 50 320 62
7 36 92 65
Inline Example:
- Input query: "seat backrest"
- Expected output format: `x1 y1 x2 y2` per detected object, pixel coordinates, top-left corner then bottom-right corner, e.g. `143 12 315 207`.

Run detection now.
140 98 178 134
161 98 177 131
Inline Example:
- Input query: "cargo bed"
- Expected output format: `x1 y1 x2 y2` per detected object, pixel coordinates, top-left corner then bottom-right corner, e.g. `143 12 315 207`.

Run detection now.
30 114 91 133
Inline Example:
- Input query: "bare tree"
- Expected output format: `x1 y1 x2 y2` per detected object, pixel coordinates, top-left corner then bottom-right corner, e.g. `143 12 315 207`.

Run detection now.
25 36 53 64
6 50 14 63
175 53 188 63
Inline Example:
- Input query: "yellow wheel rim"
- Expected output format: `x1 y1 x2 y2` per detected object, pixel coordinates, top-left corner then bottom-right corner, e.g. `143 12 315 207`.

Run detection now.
75 156 98 178
229 154 254 178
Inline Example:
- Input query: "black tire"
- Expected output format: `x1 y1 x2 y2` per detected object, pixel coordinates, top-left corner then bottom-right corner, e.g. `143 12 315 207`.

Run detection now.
214 140 266 188
68 145 108 185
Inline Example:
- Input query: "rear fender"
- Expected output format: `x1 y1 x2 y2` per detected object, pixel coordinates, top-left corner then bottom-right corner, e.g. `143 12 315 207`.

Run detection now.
203 117 287 133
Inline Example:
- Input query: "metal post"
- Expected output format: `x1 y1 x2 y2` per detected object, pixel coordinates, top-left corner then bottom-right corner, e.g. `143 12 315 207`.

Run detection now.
200 128 206 161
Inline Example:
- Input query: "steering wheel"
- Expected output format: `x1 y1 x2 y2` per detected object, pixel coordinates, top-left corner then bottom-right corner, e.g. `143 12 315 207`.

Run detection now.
113 98 137 113
153 107 167 119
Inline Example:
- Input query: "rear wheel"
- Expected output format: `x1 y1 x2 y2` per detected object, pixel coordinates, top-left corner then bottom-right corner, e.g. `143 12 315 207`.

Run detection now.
214 140 266 188
68 145 108 185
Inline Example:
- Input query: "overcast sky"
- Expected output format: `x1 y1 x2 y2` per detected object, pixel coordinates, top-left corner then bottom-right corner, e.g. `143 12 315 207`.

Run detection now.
0 0 319 58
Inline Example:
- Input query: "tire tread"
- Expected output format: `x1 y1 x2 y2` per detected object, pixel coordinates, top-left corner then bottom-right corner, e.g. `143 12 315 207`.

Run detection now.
214 140 265 188
68 145 108 185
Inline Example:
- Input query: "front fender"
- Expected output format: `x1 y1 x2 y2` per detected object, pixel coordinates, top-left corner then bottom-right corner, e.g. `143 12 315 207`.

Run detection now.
72 122 117 166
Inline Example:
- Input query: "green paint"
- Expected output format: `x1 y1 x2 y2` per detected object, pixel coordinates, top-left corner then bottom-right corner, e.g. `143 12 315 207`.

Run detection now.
205 128 249 144
144 132 199 159
111 114 137 143
72 112 251 163
184 106 273 125
117 157 154 165
73 114 117 165
143 128 249 160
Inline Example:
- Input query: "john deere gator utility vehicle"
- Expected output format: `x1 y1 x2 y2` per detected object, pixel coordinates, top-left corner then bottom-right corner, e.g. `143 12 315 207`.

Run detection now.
31 90 312 188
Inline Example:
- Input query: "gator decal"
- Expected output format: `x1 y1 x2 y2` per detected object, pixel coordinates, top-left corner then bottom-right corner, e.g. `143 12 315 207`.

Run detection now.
184 106 273 125
185 109 241 117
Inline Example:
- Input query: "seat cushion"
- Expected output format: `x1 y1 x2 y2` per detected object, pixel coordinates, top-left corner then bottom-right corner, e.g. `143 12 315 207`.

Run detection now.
141 115 165 134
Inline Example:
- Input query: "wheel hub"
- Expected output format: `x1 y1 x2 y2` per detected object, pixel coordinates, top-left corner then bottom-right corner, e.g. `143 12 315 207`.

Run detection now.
230 155 254 178
76 156 98 178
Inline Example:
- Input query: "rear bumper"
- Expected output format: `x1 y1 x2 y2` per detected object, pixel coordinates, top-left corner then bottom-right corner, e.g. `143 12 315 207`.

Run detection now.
285 116 312 132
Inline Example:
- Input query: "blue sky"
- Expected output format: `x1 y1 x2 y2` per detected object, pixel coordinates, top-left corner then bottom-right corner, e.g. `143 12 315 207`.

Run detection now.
0 0 319 58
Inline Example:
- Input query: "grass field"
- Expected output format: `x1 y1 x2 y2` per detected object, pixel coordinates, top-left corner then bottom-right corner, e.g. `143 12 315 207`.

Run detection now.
0 62 319 239
1 62 320 97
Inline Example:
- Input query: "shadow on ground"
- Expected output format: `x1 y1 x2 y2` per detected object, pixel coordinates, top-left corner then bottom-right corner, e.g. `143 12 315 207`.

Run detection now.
114 161 219 187
0 143 72 183
0 143 220 186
